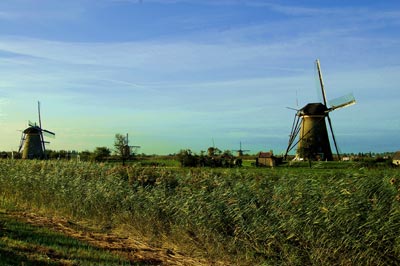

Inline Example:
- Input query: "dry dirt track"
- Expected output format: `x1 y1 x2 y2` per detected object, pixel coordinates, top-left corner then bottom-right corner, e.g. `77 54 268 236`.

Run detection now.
8 211 223 266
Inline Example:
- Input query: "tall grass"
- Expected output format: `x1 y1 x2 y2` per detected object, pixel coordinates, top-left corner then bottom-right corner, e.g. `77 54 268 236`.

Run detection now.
0 159 399 265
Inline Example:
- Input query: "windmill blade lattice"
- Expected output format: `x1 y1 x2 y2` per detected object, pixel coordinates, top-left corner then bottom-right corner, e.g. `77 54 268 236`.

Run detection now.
328 93 356 111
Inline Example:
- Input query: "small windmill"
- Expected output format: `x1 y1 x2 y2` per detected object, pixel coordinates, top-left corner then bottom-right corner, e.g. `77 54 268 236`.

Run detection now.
207 138 221 157
284 59 355 161
233 141 250 157
124 133 141 156
18 101 55 159
120 133 140 165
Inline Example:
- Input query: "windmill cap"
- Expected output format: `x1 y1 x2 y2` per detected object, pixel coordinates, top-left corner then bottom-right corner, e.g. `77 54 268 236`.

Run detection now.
23 126 42 134
299 103 327 115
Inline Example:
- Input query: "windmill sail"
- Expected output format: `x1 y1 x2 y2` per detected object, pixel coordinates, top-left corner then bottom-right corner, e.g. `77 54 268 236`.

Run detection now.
42 129 56 138
328 93 356 111
316 59 328 105
28 120 37 127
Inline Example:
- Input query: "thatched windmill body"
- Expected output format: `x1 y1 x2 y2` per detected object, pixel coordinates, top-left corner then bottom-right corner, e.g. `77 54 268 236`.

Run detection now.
18 102 55 159
285 60 356 161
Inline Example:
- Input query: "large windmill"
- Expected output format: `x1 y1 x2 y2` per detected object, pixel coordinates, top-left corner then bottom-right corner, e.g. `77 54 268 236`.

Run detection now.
284 59 356 161
18 101 55 159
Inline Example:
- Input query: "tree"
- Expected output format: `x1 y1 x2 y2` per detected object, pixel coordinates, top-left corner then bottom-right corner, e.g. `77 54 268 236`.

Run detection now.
114 133 130 165
92 147 111 162
176 149 198 167
207 147 221 157
79 150 92 161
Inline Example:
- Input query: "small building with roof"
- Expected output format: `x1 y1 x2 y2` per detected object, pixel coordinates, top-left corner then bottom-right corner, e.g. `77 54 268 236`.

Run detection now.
393 151 400 166
256 151 276 167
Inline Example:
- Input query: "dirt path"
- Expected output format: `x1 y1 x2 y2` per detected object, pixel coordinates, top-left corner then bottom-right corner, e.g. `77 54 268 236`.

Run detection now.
6 211 220 266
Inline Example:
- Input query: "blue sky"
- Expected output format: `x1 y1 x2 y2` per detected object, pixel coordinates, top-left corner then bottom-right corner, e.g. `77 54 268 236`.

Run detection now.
0 0 399 155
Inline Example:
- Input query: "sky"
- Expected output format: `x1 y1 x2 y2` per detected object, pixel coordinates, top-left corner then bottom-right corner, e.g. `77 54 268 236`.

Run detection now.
0 0 399 155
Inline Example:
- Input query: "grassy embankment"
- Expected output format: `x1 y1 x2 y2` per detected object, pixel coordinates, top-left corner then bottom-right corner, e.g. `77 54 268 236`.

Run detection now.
0 159 400 265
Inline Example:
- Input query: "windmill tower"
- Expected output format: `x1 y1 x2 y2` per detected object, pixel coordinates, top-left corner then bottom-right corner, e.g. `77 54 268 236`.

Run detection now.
285 59 356 161
18 101 55 159
233 141 250 157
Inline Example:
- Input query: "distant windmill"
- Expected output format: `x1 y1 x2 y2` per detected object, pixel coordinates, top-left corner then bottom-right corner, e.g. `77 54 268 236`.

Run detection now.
207 138 220 157
18 101 55 159
233 141 250 157
285 59 356 161
120 133 140 165
124 133 141 157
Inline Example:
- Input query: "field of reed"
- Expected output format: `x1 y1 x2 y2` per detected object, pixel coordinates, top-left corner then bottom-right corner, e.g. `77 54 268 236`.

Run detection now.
0 159 399 265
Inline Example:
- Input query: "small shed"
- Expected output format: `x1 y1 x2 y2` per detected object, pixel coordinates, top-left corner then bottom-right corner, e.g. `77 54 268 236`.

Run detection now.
392 151 400 166
257 151 276 167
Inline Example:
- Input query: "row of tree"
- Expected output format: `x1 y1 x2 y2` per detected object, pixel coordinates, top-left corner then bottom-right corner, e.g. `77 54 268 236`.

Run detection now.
176 148 243 167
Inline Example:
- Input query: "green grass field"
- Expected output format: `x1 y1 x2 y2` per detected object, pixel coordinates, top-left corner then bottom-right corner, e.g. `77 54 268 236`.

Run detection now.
0 159 399 265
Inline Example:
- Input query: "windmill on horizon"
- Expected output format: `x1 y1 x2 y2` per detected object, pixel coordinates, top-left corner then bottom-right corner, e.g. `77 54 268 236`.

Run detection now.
284 59 356 161
18 101 55 159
